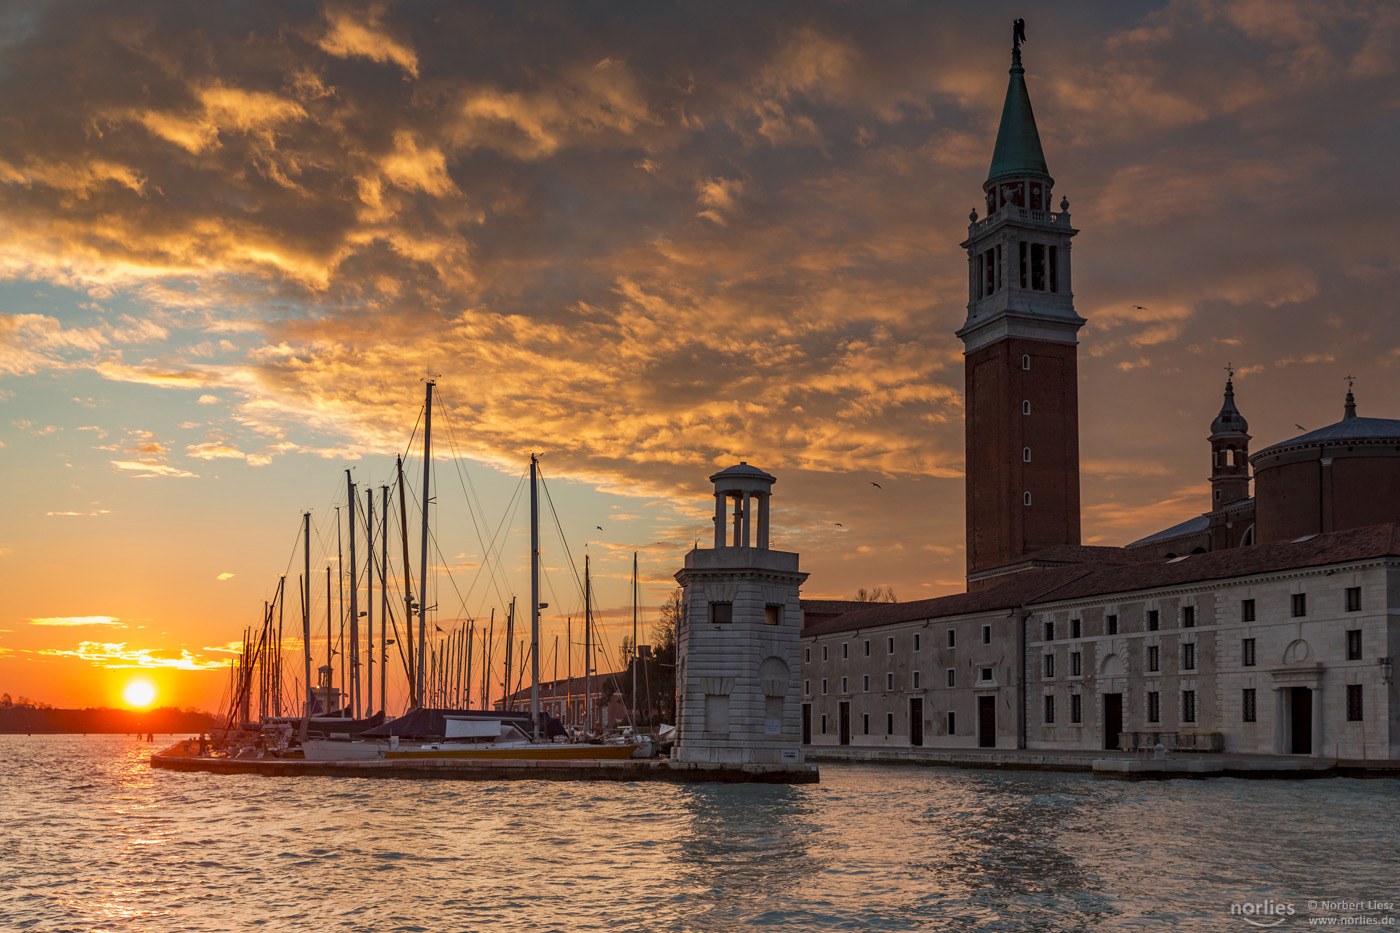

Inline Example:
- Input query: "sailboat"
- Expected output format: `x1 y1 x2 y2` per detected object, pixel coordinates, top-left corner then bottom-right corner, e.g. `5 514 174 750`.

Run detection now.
304 385 642 762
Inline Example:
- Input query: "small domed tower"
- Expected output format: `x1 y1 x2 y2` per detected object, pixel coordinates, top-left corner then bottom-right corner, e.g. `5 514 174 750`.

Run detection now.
673 463 808 766
1209 374 1251 507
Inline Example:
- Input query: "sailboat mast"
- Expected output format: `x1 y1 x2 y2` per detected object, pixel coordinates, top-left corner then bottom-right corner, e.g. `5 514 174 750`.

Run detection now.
418 380 433 707
381 485 389 714
325 565 333 716
346 471 359 719
336 506 344 716
395 456 416 707
632 551 638 727
276 576 285 717
300 511 311 739
584 554 593 734
483 610 493 709
365 487 373 715
529 453 541 739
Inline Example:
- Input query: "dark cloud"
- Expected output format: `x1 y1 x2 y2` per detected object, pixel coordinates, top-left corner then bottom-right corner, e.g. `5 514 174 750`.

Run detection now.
2 0 1399 595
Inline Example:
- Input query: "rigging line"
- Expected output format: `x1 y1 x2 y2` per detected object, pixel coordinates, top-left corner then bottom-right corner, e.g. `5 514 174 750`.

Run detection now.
433 394 526 611
538 469 588 604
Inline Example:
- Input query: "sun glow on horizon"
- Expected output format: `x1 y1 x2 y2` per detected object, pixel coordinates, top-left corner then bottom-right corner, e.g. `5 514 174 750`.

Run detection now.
122 678 157 709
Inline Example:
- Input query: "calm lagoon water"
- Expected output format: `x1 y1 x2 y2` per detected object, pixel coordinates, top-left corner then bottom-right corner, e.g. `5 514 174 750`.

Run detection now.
1 735 1397 931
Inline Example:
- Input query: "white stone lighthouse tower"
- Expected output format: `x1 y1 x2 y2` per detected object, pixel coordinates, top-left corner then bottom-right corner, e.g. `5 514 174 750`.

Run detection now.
673 463 808 765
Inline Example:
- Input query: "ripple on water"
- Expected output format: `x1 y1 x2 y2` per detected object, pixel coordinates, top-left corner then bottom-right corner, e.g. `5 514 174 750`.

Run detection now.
2 739 1399 931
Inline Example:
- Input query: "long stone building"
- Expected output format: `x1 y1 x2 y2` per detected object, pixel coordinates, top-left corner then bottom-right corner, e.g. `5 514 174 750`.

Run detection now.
799 31 1400 761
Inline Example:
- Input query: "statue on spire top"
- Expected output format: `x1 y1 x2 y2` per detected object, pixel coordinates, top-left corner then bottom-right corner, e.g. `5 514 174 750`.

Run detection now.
1013 19 1027 51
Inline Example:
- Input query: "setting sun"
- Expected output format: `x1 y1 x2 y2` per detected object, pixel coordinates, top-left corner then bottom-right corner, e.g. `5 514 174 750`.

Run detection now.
122 679 157 709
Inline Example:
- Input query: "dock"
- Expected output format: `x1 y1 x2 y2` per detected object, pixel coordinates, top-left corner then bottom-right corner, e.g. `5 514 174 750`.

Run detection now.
807 746 1400 780
150 753 819 784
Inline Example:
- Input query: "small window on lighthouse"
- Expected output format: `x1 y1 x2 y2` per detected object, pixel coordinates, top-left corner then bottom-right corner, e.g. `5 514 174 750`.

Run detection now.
1024 492 1032 506
1022 400 1031 415
1023 447 1032 462
1022 354 1030 370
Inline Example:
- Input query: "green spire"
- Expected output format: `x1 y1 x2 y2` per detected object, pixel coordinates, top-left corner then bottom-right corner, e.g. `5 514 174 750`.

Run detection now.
987 46 1049 184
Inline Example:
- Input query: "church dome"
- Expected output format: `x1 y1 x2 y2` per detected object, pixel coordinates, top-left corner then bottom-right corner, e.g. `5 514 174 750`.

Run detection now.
1250 389 1400 543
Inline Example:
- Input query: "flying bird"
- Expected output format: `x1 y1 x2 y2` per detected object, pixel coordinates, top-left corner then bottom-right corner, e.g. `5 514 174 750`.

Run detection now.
1295 424 1307 431
870 482 882 489
596 525 603 531
1132 305 1147 310
834 523 844 527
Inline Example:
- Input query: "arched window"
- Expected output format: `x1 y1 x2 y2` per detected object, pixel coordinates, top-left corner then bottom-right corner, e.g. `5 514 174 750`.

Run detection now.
1023 447 1032 462
1022 400 1031 415
1024 491 1032 506
1022 354 1031 370
1227 445 1237 466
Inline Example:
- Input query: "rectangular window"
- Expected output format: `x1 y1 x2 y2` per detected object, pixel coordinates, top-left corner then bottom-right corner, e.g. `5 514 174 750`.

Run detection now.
996 243 1003 291
1048 245 1058 292
1183 643 1196 671
1106 614 1118 635
1346 587 1361 612
888 637 895 655
1044 621 1055 641
1346 629 1362 661
1292 593 1307 617
1243 688 1257 723
821 679 828 695
840 677 848 694
983 248 995 297
912 670 921 689
805 647 811 663
862 713 869 735
980 667 993 682
864 639 871 657
946 669 955 688
1147 645 1160 672
886 712 894 736
821 714 828 735
947 711 957 735
863 675 869 692
711 601 733 625
764 605 781 625
886 672 894 691
1182 690 1197 723
914 633 921 652
1019 241 1027 288
947 629 956 648
982 624 992 645
1242 638 1256 667
1241 599 1256 622
804 680 810 695
1070 693 1082 724
1043 694 1056 724
1070 618 1082 639
821 645 828 662
1182 606 1196 628
842 642 848 659
1148 610 1160 631
1030 242 1046 290
1347 684 1363 721
1071 651 1082 676
1147 691 1160 723
1044 654 1055 678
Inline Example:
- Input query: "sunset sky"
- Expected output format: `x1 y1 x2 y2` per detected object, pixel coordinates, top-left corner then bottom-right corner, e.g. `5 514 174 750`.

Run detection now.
2 1 1397 713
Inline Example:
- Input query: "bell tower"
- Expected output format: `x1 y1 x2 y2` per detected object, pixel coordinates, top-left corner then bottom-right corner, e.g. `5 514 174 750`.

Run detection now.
959 23 1084 586
1209 372 1251 507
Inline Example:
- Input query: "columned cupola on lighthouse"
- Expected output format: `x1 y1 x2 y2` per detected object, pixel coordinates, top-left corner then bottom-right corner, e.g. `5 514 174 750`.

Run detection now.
959 23 1084 587
1209 373 1251 507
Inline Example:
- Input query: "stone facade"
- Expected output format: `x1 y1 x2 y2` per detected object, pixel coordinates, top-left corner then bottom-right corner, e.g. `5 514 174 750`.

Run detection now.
803 530 1400 760
674 464 808 765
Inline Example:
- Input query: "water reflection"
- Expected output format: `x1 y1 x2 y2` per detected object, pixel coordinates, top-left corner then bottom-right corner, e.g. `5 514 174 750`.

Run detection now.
2 740 1398 932
669 783 825 931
